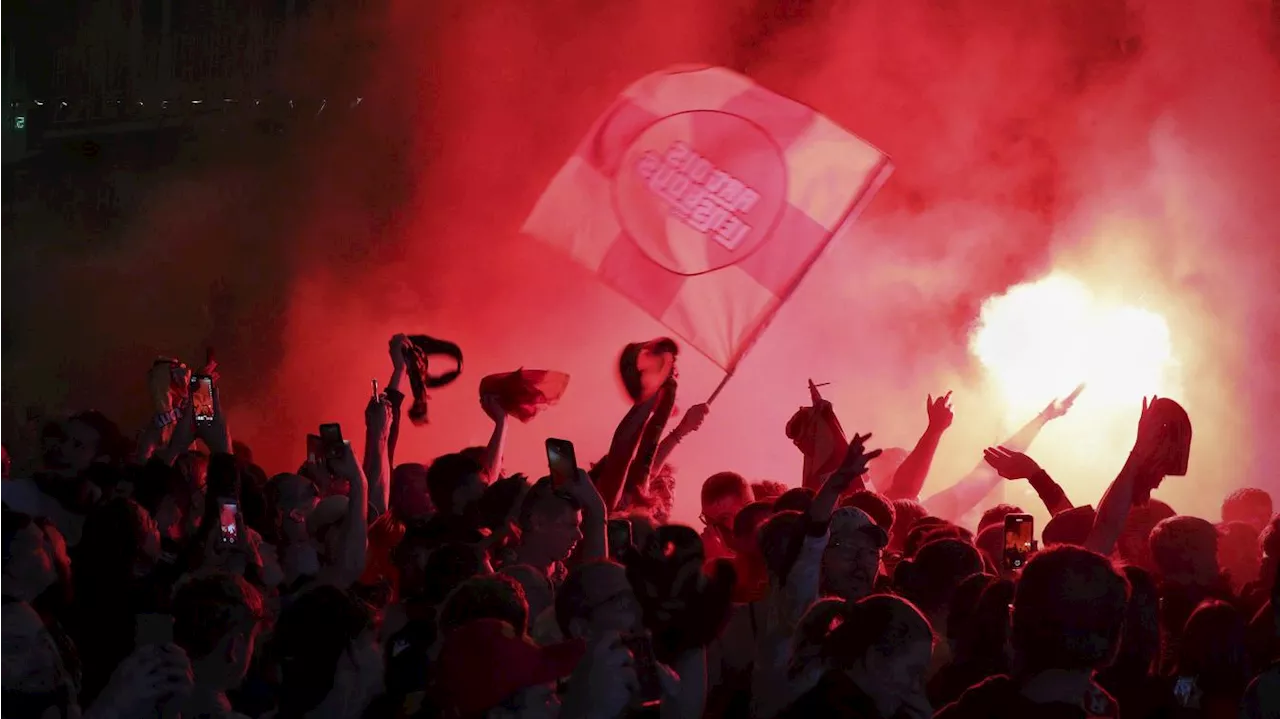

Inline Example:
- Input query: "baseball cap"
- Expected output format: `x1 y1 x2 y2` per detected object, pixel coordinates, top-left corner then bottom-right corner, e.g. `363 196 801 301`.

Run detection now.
830 507 889 549
436 619 586 715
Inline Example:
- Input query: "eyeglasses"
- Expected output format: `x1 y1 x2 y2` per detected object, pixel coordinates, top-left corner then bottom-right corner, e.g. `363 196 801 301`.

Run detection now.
698 513 733 530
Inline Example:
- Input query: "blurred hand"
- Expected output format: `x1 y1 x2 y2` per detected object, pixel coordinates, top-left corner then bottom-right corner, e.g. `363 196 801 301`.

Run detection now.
480 393 507 424
983 446 1043 480
1130 395 1180 475
569 631 638 719
91 644 193 719
389 334 411 371
1042 383 1084 421
927 391 954 431
195 385 231 455
675 403 710 435
562 467 607 519
329 441 364 484
826 433 883 495
365 394 392 438
167 400 197 457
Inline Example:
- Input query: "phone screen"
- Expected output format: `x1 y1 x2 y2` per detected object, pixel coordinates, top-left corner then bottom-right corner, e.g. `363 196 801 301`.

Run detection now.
622 633 663 707
1003 514 1034 570
219 500 239 545
546 438 577 487
135 613 174 647
191 376 215 423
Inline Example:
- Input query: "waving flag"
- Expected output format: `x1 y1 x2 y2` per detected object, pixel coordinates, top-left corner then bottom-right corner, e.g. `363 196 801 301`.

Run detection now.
523 65 892 372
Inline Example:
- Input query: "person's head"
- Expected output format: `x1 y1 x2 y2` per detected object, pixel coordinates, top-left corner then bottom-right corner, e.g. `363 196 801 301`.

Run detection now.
978 504 1024 533
479 475 532 533
728 500 774 556
1117 499 1176 571
1011 546 1130 674
1042 505 1097 547
822 507 889 603
419 541 490 606
774 487 815 514
646 464 677 524
1 508 68 601
824 594 934 714
758 510 807 582
78 496 161 585
518 480 583 565
752 480 788 502
272 585 382 718
903 519 971 558
1114 565 1160 673
389 463 433 522
894 538 983 618
269 472 320 519
556 560 642 640
1175 600 1251 698
40 410 124 476
840 491 895 533
499 564 556 621
700 472 752 541
172 573 266 691
1260 515 1280 590
436 619 585 719
974 524 1003 573
439 575 530 637
1149 515 1221 586
427 452 485 518
867 447 909 489
1222 488 1273 533
944 573 995 653
1218 520 1261 591
888 500 928 552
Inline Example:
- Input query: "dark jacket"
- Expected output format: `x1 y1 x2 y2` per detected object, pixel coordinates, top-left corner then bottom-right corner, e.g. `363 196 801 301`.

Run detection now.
934 675 1119 719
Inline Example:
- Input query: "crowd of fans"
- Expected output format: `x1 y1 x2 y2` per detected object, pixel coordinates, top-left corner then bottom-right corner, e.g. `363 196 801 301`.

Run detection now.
2 334 1278 719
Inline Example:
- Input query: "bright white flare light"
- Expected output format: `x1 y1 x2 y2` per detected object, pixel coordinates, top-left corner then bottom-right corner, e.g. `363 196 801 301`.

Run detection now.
971 274 1174 419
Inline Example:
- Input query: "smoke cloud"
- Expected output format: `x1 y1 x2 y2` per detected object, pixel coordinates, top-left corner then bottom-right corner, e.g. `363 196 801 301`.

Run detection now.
7 0 1278 522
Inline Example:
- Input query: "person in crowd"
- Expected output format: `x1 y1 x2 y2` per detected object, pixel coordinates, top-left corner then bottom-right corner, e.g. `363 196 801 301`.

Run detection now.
1117 498 1177 572
438 574 530 638
1042 504 1097 547
893 538 982 676
699 472 753 562
1149 516 1233 672
423 452 488 545
1239 567 1280 718
773 488 815 514
887 499 928 554
1222 488 1273 533
779 594 934 719
752 480 788 502
1219 520 1262 594
977 504 1023 533
1159 599 1251 718
726 500 774 603
513 471 607 584
936 545 1130 718
1096 566 1166 719
840 490 895 532
928 576 1011 707
820 507 889 604
172 573 265 719
270 584 384 718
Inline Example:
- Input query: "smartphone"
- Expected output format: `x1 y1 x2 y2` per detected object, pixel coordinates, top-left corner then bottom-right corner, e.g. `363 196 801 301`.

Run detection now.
190 375 215 425
135 613 174 647
319 423 345 461
1003 514 1035 571
546 438 577 488
218 499 239 545
622 633 663 707
306 434 323 465
607 518 634 559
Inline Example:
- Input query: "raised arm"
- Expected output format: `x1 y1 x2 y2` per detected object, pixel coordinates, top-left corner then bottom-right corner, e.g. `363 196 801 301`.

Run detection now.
385 334 412 466
883 392 953 500
479 394 509 483
362 395 392 519
324 443 369 588
591 394 659 512
1086 397 1172 556
564 468 608 563
620 381 677 509
982 446 1074 516
653 403 709 474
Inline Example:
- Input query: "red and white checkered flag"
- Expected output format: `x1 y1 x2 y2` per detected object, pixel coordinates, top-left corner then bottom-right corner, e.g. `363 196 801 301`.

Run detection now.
524 65 892 372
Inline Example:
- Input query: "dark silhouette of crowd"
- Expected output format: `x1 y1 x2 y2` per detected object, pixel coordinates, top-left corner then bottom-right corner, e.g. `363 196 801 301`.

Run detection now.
2 335 1277 718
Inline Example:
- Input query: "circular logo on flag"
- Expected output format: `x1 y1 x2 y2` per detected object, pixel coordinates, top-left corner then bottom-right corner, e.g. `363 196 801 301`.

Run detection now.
613 111 788 276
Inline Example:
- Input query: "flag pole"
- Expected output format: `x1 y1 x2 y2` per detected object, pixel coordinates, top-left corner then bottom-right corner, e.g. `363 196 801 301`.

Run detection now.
706 372 733 405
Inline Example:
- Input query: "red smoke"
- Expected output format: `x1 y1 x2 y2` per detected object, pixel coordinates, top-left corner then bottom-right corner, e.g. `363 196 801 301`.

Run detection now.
8 0 1279 522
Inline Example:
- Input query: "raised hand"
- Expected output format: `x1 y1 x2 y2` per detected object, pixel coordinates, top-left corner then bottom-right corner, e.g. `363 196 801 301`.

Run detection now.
389 333 411 371
983 445 1043 480
927 391 954 431
480 393 507 424
366 394 392 438
827 432 883 495
1042 383 1085 420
